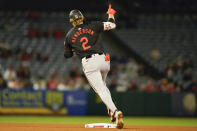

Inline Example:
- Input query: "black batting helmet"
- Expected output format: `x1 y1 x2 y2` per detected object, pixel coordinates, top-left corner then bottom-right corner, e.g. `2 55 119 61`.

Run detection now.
69 10 84 21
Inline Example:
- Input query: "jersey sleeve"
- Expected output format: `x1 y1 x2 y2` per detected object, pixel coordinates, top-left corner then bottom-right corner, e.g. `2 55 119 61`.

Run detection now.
64 37 73 59
103 22 116 31
92 21 116 32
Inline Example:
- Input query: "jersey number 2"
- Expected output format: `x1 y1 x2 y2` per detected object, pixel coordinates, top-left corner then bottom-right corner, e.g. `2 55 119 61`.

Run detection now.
80 37 91 50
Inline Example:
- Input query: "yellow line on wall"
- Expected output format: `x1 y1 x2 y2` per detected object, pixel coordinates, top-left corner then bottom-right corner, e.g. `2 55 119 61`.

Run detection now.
0 107 67 115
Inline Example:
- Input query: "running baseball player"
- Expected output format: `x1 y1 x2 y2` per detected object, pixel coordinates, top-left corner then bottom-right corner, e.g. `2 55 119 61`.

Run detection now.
64 5 124 129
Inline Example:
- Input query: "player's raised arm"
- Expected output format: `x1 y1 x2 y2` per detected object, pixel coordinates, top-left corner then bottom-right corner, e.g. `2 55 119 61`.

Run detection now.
103 4 116 31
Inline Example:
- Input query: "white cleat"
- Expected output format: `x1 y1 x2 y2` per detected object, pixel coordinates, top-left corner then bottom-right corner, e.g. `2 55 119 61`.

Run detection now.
115 111 124 129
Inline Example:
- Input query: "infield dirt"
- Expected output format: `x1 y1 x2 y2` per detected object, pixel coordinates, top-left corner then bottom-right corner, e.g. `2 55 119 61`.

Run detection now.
0 124 197 131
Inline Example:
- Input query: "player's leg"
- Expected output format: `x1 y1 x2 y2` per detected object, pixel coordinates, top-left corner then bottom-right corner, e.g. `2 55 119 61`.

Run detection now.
100 57 124 128
101 70 108 85
82 55 124 128
100 56 116 120
89 70 123 128
100 57 110 84
101 70 111 97
100 56 111 96
101 70 115 121
83 70 117 115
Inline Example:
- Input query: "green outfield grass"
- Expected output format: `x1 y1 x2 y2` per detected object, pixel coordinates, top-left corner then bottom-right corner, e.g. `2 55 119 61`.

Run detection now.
0 116 197 126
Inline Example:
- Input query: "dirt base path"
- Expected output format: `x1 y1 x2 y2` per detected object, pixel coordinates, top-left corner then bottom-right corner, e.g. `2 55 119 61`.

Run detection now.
0 124 197 131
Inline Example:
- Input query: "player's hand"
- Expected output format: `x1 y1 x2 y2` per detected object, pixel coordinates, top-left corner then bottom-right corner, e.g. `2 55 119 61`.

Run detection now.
107 4 116 15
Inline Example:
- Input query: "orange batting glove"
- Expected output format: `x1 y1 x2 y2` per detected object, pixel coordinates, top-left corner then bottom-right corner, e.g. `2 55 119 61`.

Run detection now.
107 4 116 15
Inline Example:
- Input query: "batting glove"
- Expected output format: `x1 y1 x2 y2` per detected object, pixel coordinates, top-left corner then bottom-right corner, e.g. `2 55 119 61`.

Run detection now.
107 4 116 15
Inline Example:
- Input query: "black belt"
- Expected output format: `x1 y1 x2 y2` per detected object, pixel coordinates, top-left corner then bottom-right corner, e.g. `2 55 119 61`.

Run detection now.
85 53 103 59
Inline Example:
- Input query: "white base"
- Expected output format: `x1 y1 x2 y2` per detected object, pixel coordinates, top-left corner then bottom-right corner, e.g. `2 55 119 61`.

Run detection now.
85 123 116 128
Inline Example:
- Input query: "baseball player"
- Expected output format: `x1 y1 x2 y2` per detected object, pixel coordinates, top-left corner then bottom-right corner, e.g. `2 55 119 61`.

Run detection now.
64 5 124 129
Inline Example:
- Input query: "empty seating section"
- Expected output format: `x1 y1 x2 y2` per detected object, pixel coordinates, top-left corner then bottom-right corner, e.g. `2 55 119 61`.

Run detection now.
0 11 75 77
0 11 115 78
115 14 197 72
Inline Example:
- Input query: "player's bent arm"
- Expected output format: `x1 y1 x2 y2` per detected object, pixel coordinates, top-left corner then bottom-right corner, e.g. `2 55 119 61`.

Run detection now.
64 41 73 59
103 14 116 31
